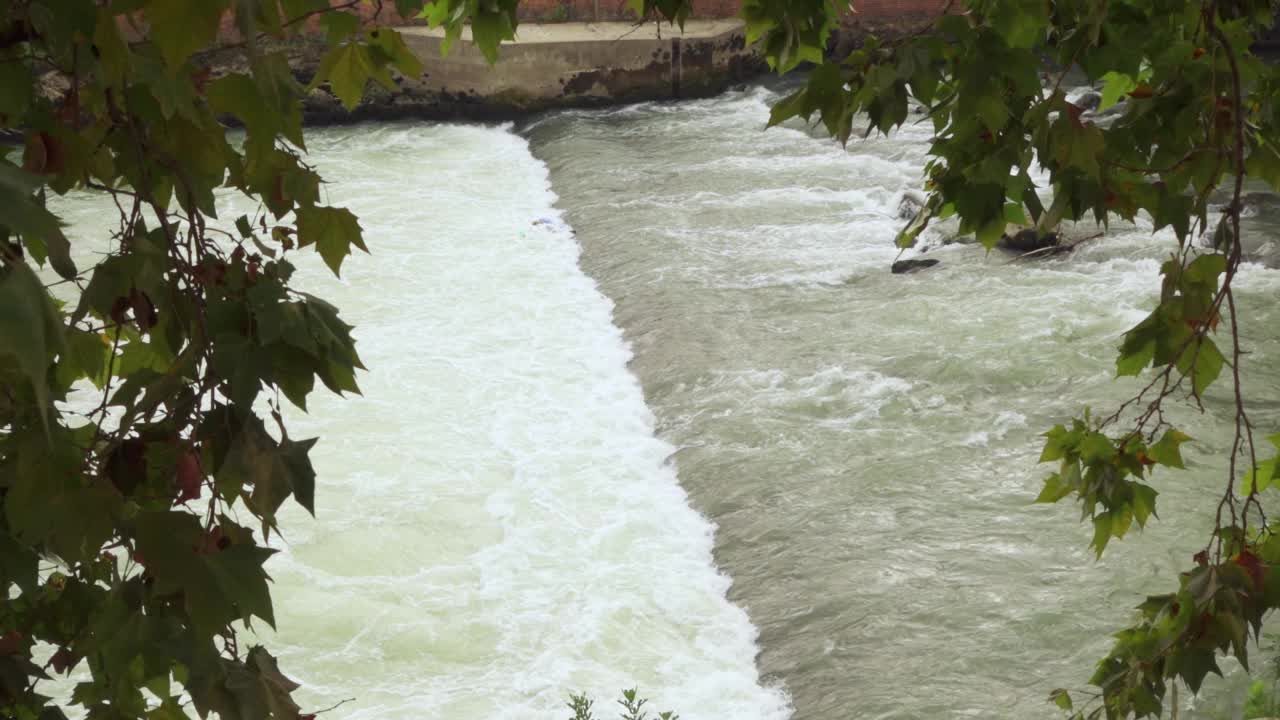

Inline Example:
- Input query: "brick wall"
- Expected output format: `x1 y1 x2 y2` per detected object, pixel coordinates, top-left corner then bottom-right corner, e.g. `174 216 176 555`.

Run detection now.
218 3 426 38
512 0 738 22
200 0 741 34
831 0 953 56
167 0 952 44
845 0 950 18
509 0 951 26
133 4 427 44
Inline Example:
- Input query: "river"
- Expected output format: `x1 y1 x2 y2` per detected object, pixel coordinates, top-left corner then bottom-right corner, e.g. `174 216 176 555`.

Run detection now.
521 83 1280 719
51 80 1280 719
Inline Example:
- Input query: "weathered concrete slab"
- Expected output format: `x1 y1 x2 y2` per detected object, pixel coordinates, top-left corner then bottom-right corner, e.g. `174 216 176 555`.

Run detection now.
403 18 744 43
302 19 762 121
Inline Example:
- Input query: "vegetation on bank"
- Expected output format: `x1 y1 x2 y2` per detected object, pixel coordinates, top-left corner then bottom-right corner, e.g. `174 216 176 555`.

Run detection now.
0 0 1279 719
567 689 680 720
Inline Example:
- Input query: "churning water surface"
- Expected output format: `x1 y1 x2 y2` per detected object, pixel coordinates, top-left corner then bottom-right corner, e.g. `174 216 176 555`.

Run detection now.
48 80 1280 720
521 82 1280 719
242 124 792 720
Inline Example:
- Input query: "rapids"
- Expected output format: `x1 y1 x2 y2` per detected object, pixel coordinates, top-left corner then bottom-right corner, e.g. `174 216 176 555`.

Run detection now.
45 79 1280 720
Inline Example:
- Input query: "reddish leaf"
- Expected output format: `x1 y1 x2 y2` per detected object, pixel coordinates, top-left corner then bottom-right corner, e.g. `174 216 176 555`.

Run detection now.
22 132 63 175
191 67 213 95
1234 550 1265 589
109 295 131 326
22 132 47 174
175 451 203 504
128 288 157 332
194 526 223 555
50 647 76 674
0 631 24 655
1064 102 1084 128
105 438 148 496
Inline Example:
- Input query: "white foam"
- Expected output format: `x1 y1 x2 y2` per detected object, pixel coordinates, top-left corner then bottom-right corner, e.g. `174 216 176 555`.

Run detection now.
251 124 791 720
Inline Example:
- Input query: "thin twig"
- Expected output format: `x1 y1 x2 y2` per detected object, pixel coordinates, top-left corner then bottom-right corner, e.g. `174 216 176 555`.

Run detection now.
312 698 356 714
1002 231 1105 263
1206 20 1260 543
283 0 363 29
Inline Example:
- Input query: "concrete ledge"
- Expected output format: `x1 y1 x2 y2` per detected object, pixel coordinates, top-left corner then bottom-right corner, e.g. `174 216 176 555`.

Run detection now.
300 19 763 122
402 19 744 43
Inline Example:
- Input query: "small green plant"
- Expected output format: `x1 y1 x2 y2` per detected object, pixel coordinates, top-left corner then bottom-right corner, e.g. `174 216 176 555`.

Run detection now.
545 2 572 22
1242 648 1280 719
567 693 595 720
1244 680 1274 720
566 688 680 720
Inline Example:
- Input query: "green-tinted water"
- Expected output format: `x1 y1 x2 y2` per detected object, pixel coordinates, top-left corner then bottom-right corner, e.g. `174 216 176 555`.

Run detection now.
525 83 1280 719
44 78 1280 720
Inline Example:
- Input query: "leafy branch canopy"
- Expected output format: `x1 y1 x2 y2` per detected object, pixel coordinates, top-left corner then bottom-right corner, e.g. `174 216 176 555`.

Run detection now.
756 0 1280 715
0 0 1278 718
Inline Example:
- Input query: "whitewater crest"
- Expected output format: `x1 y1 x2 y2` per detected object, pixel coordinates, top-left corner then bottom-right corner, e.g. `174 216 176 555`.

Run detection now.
247 124 791 720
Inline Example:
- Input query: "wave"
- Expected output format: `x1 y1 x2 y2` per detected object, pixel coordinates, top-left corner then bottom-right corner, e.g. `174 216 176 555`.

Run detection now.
258 124 791 720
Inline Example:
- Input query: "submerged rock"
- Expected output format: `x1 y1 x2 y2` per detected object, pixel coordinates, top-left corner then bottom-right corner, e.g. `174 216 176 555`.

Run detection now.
1200 192 1280 267
1069 90 1102 112
896 190 927 221
1082 99 1128 127
998 228 1060 253
891 258 940 274
1239 191 1280 217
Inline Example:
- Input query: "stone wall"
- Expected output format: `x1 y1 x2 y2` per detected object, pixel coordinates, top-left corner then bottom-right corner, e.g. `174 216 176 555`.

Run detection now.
830 0 952 58
208 0 742 32
162 0 956 50
514 0 950 23
179 0 962 124
289 19 762 122
514 0 739 22
1258 23 1280 50
846 0 950 18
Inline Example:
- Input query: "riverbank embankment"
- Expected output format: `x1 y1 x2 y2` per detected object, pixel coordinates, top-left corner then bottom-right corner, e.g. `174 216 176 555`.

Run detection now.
276 19 764 123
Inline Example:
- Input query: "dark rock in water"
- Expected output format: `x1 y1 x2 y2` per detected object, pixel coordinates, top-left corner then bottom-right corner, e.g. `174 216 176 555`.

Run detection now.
1239 191 1280 217
998 229 1059 253
891 258 940 274
304 87 344 118
1071 90 1102 112
1200 192 1280 266
1083 98 1127 127
36 71 71 104
1248 241 1280 268
896 190 926 221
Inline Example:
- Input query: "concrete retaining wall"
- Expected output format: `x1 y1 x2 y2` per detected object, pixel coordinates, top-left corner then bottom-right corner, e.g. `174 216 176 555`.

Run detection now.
515 0 740 23
829 0 952 58
298 20 763 121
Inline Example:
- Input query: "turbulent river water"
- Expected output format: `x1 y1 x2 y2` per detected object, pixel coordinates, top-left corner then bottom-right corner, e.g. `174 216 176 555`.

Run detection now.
51 80 1280 719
